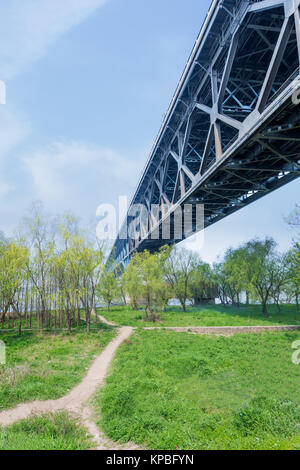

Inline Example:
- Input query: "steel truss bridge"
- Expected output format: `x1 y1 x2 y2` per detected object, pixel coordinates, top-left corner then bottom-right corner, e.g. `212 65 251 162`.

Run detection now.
110 0 300 267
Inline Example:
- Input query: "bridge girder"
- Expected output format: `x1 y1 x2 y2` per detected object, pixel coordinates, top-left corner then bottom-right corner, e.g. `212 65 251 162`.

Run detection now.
110 0 300 267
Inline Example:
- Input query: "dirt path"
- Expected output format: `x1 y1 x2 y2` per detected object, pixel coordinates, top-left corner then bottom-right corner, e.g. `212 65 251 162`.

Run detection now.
98 315 117 327
143 325 300 336
97 314 300 336
0 326 139 450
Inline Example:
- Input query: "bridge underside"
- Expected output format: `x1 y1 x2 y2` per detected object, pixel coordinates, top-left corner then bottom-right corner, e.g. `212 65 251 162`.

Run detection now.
111 0 300 267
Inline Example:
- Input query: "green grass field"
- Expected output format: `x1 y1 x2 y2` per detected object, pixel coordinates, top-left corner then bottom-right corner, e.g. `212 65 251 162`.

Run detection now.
0 412 93 450
0 322 115 411
2 303 300 450
95 329 300 450
98 304 300 327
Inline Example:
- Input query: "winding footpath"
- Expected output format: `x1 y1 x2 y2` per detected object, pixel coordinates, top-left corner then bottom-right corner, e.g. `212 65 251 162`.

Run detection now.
0 326 139 450
143 324 300 335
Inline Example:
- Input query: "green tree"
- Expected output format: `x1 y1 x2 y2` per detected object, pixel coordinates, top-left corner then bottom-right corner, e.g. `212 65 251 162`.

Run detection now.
269 252 291 312
165 247 196 312
69 237 104 332
189 260 215 306
122 259 143 310
97 272 119 310
243 238 280 317
285 248 300 307
0 240 29 333
123 247 170 319
22 202 55 330
213 261 230 306
286 205 300 307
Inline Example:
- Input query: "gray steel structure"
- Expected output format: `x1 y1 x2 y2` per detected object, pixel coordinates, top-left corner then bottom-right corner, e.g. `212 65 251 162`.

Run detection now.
110 0 300 268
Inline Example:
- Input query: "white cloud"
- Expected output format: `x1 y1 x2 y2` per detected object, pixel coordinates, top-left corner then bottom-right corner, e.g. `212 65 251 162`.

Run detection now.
0 107 30 160
0 181 12 199
0 0 108 80
0 106 31 198
23 140 139 215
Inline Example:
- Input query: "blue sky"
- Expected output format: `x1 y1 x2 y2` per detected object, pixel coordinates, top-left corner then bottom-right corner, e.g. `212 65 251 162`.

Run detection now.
0 0 298 263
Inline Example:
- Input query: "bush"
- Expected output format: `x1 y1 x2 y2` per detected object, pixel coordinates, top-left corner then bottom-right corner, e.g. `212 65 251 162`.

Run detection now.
234 396 300 437
166 355 213 379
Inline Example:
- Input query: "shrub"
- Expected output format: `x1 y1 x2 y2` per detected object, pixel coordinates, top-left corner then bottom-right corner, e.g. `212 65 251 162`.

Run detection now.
234 396 300 437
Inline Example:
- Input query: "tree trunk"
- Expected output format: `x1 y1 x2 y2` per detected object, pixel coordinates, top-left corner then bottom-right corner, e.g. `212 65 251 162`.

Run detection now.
77 301 81 327
67 315 72 334
262 302 269 317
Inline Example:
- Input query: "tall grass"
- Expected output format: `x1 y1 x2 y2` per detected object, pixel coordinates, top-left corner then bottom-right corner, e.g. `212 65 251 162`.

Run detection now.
95 329 300 450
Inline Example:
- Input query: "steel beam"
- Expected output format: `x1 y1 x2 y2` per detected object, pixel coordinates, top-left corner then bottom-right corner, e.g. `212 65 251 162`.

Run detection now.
109 0 300 268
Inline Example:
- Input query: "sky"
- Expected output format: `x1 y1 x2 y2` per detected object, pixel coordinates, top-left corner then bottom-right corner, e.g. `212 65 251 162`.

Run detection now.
0 0 299 264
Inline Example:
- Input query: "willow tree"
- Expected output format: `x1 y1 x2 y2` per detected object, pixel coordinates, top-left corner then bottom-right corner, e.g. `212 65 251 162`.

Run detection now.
22 202 55 330
0 240 29 333
97 272 119 310
164 247 196 312
189 260 214 306
243 238 280 316
122 260 142 311
123 246 170 318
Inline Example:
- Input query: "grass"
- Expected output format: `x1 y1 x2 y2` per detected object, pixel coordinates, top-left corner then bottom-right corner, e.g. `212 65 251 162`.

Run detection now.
0 412 93 450
98 304 300 328
95 329 300 450
0 322 115 411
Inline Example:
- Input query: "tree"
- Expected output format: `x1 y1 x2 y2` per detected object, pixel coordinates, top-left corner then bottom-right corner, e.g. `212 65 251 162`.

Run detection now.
285 248 300 307
222 248 248 307
22 202 55 330
69 237 104 332
189 260 215 306
123 247 170 320
122 260 143 310
213 262 229 306
243 238 280 317
155 281 172 312
51 250 74 333
97 272 119 310
115 265 127 306
164 247 196 312
269 252 291 312
0 240 29 333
